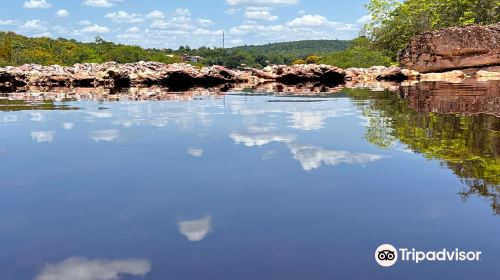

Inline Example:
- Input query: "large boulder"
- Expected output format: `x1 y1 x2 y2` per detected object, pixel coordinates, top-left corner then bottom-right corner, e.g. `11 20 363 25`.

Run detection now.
399 24 500 73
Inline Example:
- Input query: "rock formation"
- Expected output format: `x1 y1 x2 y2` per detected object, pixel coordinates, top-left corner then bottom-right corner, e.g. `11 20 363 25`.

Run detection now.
399 24 500 73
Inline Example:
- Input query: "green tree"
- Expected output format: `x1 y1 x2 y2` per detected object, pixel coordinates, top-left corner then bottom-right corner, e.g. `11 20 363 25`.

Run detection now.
320 37 394 68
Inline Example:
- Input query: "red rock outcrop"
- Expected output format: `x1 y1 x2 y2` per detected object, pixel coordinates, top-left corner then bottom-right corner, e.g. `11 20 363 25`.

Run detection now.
399 24 500 73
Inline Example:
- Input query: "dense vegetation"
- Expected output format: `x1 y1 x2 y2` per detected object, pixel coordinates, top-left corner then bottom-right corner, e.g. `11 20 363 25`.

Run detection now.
319 37 394 68
365 0 500 59
185 40 351 68
0 32 180 67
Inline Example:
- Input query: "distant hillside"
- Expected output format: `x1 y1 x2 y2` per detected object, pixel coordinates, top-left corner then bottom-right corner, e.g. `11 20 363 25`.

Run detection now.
0 32 351 68
184 40 352 68
231 40 352 57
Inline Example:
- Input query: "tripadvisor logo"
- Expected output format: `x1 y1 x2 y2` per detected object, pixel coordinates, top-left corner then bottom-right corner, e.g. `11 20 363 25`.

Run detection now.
375 244 482 267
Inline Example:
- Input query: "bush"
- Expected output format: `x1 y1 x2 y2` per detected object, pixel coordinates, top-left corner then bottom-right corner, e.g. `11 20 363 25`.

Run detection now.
320 37 394 68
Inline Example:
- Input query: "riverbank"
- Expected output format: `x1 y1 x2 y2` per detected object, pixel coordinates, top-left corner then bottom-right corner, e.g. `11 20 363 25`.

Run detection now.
2 61 500 92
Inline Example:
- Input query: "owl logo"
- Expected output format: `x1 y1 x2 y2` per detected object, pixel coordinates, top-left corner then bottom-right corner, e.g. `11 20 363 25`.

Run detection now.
377 250 396 261
375 244 398 267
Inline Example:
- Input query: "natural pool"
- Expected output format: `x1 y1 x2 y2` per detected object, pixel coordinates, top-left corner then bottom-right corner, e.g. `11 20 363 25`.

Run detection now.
0 81 499 279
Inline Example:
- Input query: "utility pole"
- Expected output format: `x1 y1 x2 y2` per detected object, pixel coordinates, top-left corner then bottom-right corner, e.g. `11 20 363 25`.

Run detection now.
222 30 225 49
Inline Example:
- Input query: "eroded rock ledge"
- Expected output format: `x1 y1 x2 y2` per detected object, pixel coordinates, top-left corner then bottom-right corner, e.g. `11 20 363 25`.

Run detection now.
399 24 500 73
0 62 423 90
0 61 498 92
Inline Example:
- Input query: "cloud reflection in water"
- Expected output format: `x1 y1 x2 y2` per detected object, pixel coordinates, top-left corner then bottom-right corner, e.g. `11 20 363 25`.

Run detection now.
178 214 212 242
35 257 151 280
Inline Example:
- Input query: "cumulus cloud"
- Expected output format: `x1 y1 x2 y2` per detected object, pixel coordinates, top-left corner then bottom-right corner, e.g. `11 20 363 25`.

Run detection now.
226 0 298 6
105 11 143 24
82 0 117 8
244 7 278 21
35 257 151 280
0 20 15 25
287 14 329 27
80 24 110 33
356 14 372 25
125 26 140 33
178 215 212 242
229 14 358 42
21 20 46 31
55 9 70 17
147 10 165 19
288 143 385 171
23 0 52 9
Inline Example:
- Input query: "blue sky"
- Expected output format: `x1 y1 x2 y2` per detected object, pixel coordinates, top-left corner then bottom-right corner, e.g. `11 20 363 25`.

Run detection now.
0 0 371 49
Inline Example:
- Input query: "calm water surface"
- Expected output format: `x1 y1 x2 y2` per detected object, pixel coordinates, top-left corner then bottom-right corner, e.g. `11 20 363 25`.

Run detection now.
0 81 499 279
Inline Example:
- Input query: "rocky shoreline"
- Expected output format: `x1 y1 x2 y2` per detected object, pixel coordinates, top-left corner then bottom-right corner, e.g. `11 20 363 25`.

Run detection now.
1 24 499 91
2 62 499 92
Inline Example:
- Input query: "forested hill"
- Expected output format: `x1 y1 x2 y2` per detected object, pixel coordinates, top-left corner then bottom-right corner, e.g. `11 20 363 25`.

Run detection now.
0 32 180 67
231 40 352 57
0 31 351 68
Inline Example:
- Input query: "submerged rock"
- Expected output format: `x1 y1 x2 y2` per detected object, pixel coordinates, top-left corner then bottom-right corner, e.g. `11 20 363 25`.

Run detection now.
400 24 500 73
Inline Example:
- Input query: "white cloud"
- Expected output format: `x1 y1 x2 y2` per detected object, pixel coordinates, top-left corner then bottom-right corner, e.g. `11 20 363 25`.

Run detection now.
174 8 191 16
23 0 52 9
0 20 15 25
78 20 93 26
82 0 117 8
21 20 46 31
287 14 328 27
178 215 212 242
187 147 203 157
80 24 110 33
31 131 54 143
229 14 358 42
288 143 385 171
56 9 70 17
356 14 372 25
244 7 278 21
105 11 143 24
34 32 52 37
125 26 140 33
225 8 241 15
147 10 164 19
35 257 151 280
226 0 298 6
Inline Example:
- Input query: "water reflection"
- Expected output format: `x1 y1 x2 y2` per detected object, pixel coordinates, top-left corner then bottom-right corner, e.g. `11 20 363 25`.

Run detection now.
346 81 500 214
35 257 151 280
187 147 204 157
230 131 296 147
178 215 213 242
89 130 120 142
0 79 499 279
31 131 55 143
288 144 385 171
